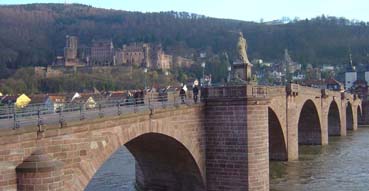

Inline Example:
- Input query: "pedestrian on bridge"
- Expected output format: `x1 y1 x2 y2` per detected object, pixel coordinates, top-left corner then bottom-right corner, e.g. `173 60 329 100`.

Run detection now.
180 85 186 104
193 85 199 103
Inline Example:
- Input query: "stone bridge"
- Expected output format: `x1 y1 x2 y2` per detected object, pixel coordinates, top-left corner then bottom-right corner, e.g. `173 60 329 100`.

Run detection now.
0 85 361 191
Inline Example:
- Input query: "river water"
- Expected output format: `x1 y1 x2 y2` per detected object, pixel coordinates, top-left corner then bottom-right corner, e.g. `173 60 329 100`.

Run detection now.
86 128 369 191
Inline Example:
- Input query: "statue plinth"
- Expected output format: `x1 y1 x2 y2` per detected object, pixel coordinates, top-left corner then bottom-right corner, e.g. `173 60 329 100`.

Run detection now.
232 60 253 83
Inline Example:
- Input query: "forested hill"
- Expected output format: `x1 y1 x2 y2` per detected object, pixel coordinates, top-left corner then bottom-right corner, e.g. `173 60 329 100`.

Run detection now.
1 3 369 75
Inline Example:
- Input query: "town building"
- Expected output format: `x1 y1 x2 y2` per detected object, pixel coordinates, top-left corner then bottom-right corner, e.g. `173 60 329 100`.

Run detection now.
345 53 357 90
306 64 322 80
0 95 17 105
300 78 344 91
283 49 301 81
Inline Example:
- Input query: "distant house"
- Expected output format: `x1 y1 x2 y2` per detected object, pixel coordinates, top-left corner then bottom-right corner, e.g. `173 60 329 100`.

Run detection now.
351 80 368 100
45 95 66 112
71 93 102 109
72 96 96 109
301 78 344 91
325 78 344 91
105 91 126 101
1 95 17 105
30 94 49 105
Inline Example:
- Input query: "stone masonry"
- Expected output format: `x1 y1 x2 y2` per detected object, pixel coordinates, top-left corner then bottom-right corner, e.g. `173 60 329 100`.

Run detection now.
0 84 362 191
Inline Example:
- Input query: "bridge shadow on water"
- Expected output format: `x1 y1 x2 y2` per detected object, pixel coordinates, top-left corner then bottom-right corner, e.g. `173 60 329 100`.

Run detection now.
85 146 136 191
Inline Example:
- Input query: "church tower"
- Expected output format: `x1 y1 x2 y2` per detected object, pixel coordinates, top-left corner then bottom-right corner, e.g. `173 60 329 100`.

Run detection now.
345 53 357 90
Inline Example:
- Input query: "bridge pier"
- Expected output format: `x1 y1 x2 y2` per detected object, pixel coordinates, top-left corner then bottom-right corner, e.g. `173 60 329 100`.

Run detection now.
286 96 299 161
204 86 269 191
16 149 64 191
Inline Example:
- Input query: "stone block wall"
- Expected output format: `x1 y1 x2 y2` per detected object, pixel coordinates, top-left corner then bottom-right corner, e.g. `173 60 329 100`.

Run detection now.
205 94 269 191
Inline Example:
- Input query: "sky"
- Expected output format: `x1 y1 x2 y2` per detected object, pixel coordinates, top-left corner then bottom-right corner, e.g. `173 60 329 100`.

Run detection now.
1 0 369 22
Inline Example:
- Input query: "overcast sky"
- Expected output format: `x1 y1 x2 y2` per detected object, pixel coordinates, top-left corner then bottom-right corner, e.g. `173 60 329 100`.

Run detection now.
2 0 369 22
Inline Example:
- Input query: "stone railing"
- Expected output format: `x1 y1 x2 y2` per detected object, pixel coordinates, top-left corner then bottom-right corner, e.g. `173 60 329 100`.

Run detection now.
0 92 199 129
202 85 268 99
266 86 286 97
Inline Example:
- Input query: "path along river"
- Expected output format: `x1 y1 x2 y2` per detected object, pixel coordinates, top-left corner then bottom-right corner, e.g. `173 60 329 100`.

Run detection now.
86 127 369 191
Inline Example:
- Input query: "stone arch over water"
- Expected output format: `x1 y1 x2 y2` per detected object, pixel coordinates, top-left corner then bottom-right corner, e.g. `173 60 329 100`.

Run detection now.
298 100 322 145
268 107 287 161
328 100 341 136
347 102 354 130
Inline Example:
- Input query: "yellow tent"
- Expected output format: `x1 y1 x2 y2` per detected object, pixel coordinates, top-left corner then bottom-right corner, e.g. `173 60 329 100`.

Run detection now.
15 94 31 108
85 96 96 109
0 92 3 97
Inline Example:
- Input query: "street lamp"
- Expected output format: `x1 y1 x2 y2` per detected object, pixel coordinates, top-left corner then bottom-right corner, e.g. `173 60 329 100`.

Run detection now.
201 62 206 86
227 65 232 83
143 68 148 90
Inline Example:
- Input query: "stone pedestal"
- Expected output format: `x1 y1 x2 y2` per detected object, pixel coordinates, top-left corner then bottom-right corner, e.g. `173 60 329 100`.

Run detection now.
204 85 269 191
16 150 64 191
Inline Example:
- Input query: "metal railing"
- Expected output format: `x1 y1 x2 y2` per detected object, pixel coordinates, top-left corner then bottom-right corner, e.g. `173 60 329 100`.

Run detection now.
0 92 201 129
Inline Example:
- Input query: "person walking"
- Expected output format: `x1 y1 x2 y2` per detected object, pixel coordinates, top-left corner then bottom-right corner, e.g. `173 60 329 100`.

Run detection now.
179 85 186 104
192 85 199 103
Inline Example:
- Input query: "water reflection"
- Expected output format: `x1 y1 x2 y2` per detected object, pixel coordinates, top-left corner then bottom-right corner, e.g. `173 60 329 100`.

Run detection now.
86 129 369 191
85 146 136 191
271 128 369 191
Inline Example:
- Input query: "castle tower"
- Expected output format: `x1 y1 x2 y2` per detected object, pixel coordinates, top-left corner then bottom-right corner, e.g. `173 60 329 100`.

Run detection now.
345 53 357 90
64 35 78 66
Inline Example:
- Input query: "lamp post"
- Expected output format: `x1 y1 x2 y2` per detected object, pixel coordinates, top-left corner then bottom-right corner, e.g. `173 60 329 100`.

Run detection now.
227 65 232 83
143 68 148 90
201 62 206 86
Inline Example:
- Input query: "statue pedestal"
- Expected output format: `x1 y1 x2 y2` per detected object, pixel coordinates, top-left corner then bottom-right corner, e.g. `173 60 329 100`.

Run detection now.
233 60 253 82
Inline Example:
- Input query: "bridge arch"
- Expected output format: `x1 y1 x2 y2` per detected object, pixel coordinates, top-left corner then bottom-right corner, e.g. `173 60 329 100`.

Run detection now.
357 104 363 125
268 107 287 161
298 99 322 145
86 131 205 191
346 102 354 130
328 100 341 136
127 133 205 190
11 107 206 191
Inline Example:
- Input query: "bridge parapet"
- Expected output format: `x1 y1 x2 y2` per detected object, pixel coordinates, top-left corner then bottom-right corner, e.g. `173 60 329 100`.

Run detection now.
266 86 286 97
298 85 322 96
202 85 268 99
0 92 196 130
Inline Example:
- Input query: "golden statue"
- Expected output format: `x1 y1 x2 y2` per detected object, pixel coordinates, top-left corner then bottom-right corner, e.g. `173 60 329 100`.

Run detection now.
232 32 253 82
237 32 251 64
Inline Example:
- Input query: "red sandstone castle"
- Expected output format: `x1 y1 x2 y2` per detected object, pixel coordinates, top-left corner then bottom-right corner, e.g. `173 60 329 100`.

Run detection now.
53 35 193 70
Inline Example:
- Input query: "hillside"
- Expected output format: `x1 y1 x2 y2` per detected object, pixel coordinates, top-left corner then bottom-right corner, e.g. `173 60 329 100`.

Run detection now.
1 3 369 78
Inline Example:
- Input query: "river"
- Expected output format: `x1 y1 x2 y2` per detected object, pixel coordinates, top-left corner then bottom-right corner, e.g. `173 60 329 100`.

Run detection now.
86 128 369 191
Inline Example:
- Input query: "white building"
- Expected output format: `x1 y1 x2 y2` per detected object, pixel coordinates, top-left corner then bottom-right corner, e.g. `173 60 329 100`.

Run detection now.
365 66 369 84
345 54 356 90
